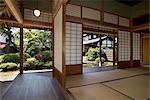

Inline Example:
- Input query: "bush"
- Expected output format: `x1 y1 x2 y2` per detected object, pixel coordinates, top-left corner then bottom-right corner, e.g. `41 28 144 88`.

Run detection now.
2 53 19 63
0 53 31 64
24 53 31 61
23 58 52 70
0 49 4 55
0 55 3 63
0 62 18 71
86 47 100 61
86 47 107 62
36 51 52 62
41 51 52 62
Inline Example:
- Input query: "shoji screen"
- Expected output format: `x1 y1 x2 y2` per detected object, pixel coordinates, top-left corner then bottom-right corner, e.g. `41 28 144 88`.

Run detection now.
118 31 131 61
133 33 140 60
66 22 82 65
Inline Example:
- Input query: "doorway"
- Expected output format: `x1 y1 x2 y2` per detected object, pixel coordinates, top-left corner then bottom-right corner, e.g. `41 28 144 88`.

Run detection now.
82 33 117 73
23 28 52 73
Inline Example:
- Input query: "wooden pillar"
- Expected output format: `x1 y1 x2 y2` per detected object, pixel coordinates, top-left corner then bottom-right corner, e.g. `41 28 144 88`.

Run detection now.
113 33 116 66
52 0 67 88
20 26 23 74
99 35 102 66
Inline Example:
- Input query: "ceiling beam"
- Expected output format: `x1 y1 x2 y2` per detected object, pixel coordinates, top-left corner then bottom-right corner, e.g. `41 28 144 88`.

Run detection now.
132 23 149 31
4 0 23 24
0 18 52 29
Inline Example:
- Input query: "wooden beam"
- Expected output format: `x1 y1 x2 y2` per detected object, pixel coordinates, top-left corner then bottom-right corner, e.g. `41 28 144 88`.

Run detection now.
132 23 149 31
23 20 52 29
0 19 52 29
4 0 23 23
0 18 18 24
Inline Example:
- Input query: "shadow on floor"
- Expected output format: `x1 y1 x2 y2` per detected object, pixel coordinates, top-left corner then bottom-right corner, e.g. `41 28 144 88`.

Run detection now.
83 66 117 73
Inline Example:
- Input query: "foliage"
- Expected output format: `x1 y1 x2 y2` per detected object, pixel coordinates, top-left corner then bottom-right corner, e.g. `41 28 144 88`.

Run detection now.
24 29 52 57
0 49 3 55
1 53 20 63
0 62 18 72
86 47 107 62
86 47 100 61
0 27 52 72
102 62 113 66
95 57 100 64
23 58 52 70
40 51 52 62
24 53 31 61
0 26 19 53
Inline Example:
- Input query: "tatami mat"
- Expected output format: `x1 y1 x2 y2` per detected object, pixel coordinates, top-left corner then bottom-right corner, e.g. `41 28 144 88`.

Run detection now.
104 75 149 100
68 84 132 100
66 68 148 88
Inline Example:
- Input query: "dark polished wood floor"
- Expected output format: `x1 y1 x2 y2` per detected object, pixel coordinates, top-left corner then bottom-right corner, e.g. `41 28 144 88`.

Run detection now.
1 72 68 100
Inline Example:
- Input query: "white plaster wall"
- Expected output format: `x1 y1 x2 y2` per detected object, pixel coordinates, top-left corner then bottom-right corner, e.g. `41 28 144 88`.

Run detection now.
54 6 63 72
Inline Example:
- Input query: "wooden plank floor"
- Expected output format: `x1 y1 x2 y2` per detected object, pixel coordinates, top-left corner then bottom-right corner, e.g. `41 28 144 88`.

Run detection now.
1 72 68 100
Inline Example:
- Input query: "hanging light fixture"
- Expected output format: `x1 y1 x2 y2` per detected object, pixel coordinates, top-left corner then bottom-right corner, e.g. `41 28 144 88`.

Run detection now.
33 0 41 17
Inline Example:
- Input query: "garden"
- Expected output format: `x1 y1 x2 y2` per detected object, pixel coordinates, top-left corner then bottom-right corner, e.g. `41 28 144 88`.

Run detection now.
0 26 52 72
83 47 113 68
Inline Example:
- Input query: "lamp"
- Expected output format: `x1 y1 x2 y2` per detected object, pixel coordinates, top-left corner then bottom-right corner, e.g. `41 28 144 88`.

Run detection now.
34 9 40 17
33 0 40 17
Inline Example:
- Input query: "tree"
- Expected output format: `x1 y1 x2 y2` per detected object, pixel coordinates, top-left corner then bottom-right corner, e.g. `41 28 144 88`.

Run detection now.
0 26 19 53
86 47 107 62
86 47 100 61
24 29 52 57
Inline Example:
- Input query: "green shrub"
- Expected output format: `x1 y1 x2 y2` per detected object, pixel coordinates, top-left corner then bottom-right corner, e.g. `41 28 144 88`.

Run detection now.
0 55 4 63
0 49 4 55
23 58 51 70
86 47 107 62
86 47 100 61
24 53 31 61
40 51 52 62
43 61 52 67
2 53 19 63
0 62 18 71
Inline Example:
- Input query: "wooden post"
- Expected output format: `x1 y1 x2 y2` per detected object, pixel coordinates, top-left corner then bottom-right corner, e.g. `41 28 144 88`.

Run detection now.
113 33 115 66
20 26 23 74
99 35 102 66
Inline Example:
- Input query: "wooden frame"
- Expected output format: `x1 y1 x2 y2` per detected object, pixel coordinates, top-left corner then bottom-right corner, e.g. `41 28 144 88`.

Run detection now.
52 0 67 88
82 6 101 21
4 0 23 23
0 19 52 29
67 3 130 28
66 4 82 18
65 21 83 75
82 29 116 67
118 30 132 68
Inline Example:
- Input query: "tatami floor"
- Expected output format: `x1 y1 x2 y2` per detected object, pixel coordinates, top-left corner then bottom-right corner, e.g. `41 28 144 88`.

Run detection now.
67 67 149 100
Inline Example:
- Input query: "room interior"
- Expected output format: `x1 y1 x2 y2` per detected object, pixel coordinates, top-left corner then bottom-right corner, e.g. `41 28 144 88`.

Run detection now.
0 0 149 100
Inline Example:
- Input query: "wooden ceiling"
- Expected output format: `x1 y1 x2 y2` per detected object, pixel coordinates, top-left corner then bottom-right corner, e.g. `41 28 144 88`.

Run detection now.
116 0 143 6
23 0 52 13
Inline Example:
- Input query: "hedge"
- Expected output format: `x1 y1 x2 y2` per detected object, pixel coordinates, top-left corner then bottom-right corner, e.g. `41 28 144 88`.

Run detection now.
0 62 18 72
